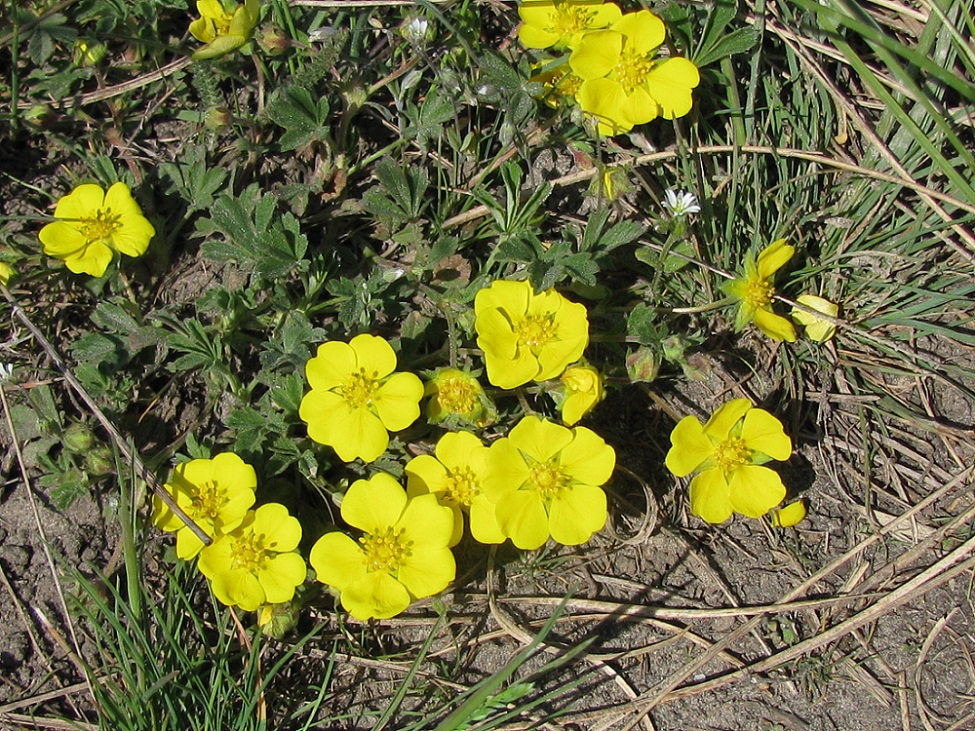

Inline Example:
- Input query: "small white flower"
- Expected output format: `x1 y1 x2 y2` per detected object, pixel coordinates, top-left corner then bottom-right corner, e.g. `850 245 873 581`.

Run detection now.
402 17 431 46
662 189 701 217
0 363 13 384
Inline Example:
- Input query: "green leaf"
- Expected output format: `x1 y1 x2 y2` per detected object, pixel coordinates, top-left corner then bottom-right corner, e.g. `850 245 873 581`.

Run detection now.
694 27 759 68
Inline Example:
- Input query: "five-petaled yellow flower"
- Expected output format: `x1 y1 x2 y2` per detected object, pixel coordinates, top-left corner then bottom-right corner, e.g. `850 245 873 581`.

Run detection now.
299 334 424 463
189 0 260 61
405 430 504 546
310 473 456 620
38 182 155 278
518 0 622 51
791 294 839 342
722 239 797 342
569 10 700 135
152 452 256 560
475 279 589 390
483 415 615 549
558 363 604 425
665 399 792 524
198 502 306 611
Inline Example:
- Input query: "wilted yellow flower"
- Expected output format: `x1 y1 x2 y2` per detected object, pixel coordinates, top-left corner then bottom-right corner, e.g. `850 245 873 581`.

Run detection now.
189 0 260 60
299 334 424 463
722 239 797 342
309 473 456 620
152 452 256 560
569 10 700 135
791 294 838 342
483 415 615 549
518 0 622 50
665 399 792 524
38 182 155 277
558 364 603 425
405 430 504 546
198 503 306 611
474 279 589 389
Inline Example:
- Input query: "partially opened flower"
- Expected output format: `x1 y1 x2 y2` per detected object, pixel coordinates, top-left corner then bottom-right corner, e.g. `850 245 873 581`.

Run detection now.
475 279 589 389
38 182 155 277
722 239 797 342
483 415 615 549
152 452 257 560
405 430 504 546
569 10 700 135
189 0 260 60
197 503 306 611
665 399 792 524
309 473 455 620
424 368 494 427
518 0 622 50
791 294 839 342
558 364 603 425
299 334 424 463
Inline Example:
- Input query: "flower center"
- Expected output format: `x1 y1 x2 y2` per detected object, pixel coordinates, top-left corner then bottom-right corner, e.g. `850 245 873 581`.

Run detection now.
443 465 479 508
615 50 655 94
342 368 379 408
550 4 596 40
516 313 557 349
714 436 751 474
528 459 568 500
80 208 121 244
743 278 774 308
231 531 269 572
190 480 225 523
361 527 412 573
436 376 478 416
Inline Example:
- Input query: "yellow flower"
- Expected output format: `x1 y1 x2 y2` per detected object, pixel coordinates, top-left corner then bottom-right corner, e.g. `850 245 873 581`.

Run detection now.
569 10 700 135
189 0 260 60
722 239 797 342
152 452 257 560
405 431 504 546
665 399 792 524
558 364 603 425
530 63 584 109
518 0 622 50
791 294 839 342
424 368 494 427
38 182 155 277
474 279 589 389
770 499 806 527
309 473 456 620
0 261 13 285
483 415 615 549
299 334 424 463
198 503 306 611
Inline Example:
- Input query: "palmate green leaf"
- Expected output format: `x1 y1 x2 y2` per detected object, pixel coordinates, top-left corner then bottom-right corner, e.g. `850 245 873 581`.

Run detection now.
266 85 332 151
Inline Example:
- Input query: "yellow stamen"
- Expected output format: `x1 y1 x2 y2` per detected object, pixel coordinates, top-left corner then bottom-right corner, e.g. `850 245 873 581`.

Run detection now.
516 313 557 348
80 208 121 244
361 527 412 573
714 436 751 474
342 368 379 408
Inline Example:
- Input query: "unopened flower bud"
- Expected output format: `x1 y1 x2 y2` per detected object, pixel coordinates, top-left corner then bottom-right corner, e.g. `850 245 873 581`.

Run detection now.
626 347 660 383
205 107 233 131
84 447 115 476
64 423 95 453
258 26 290 56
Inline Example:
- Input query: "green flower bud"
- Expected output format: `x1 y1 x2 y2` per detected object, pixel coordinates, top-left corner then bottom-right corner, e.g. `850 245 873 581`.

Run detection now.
626 347 660 383
64 422 95 453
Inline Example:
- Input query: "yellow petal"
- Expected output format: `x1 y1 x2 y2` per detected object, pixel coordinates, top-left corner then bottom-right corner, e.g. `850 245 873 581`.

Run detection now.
703 399 751 440
508 415 573 463
644 57 700 119
619 85 658 127
559 426 615 486
310 532 367 590
342 473 407 534
792 294 839 342
576 77 632 135
688 469 734 523
754 307 797 342
665 415 713 477
251 503 301 551
569 30 623 80
342 572 411 620
611 10 664 55
405 454 448 497
39 222 87 256
756 239 794 279
349 333 397 379
305 340 355 391
258 553 306 604
517 22 560 50
65 241 113 277
548 483 607 545
770 499 807 527
495 490 550 549
741 408 792 461
397 493 454 549
469 495 506 544
192 33 246 60
482 437 531 501
54 184 105 219
728 464 786 518
374 372 423 431
397 546 455 599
